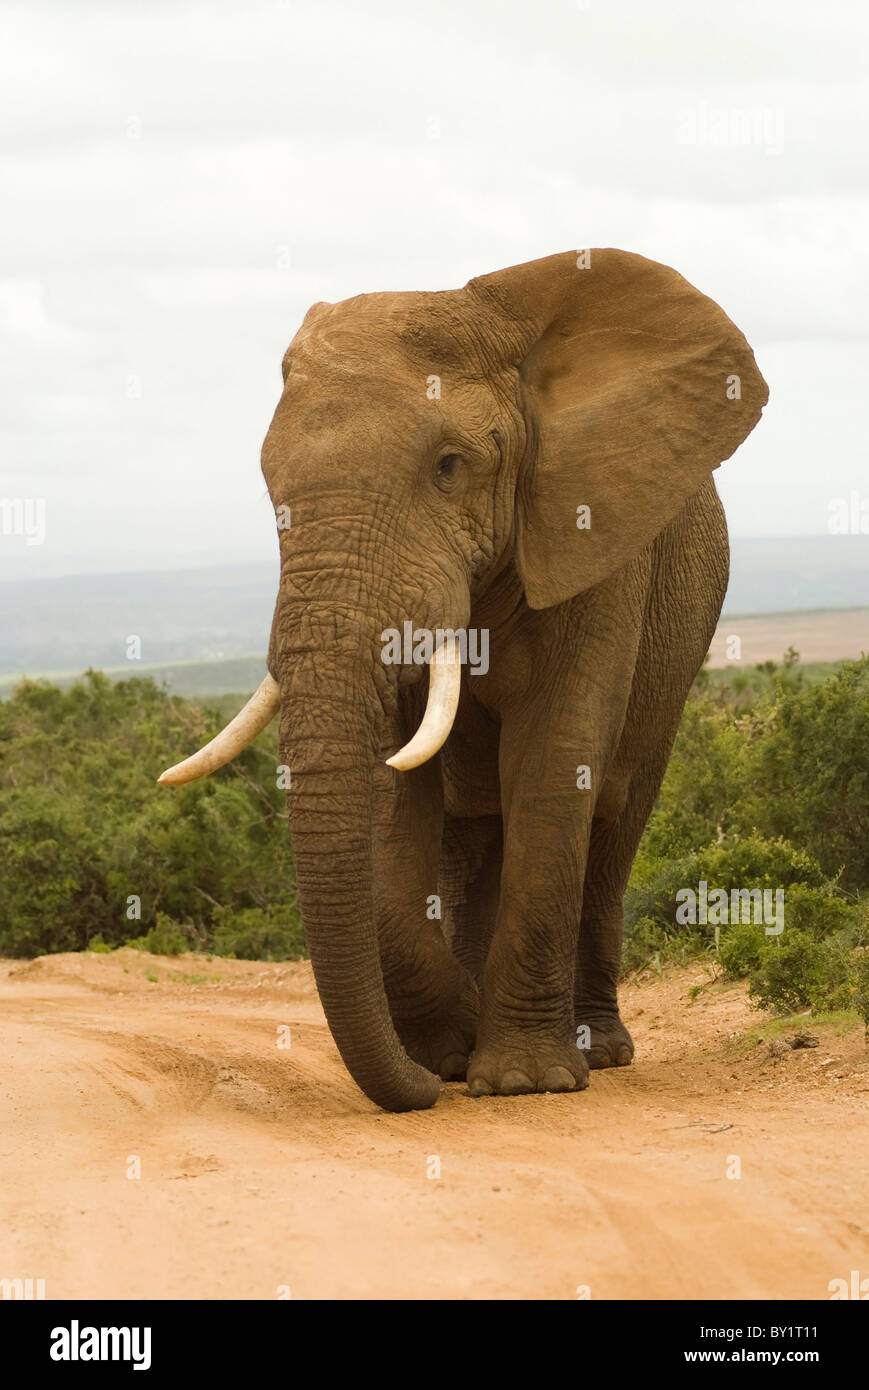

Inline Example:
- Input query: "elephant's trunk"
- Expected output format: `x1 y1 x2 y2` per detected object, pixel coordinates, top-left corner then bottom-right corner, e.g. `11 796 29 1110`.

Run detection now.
155 585 459 1111
277 665 440 1113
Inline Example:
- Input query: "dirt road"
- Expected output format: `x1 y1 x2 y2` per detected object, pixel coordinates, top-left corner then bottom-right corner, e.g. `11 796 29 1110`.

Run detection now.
1 950 867 1300
708 607 869 666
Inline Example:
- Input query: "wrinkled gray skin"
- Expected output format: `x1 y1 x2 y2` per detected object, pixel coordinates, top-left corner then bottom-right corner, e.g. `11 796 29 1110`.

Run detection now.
259 250 768 1111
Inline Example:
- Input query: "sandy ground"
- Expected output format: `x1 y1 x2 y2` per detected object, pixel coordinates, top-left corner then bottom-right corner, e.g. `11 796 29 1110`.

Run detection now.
709 607 869 666
1 949 867 1301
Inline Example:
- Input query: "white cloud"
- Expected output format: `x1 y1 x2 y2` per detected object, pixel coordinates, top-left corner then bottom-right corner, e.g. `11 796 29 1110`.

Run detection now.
1 0 867 578
0 279 89 353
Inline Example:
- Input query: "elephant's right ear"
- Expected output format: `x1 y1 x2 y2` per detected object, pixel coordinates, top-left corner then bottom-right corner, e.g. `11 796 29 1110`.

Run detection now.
467 250 768 609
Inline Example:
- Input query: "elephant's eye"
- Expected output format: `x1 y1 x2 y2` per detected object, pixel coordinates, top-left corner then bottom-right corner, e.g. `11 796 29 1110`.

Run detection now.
434 453 462 490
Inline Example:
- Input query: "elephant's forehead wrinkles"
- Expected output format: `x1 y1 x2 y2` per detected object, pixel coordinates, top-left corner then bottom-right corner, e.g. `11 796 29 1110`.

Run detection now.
291 318 418 373
270 363 500 462
278 350 436 414
263 414 436 480
287 304 489 394
262 386 450 488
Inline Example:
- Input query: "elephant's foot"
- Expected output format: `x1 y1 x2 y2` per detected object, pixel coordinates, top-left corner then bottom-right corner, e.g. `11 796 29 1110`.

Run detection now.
467 1036 590 1097
574 1008 635 1069
393 979 479 1081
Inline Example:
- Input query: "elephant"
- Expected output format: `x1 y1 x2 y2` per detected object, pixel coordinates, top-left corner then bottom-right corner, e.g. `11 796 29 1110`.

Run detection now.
159 249 768 1112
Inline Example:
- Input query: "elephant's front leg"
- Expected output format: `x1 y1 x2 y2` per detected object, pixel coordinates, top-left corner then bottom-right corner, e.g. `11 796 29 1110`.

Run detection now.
372 756 479 1081
467 678 608 1100
468 746 593 1097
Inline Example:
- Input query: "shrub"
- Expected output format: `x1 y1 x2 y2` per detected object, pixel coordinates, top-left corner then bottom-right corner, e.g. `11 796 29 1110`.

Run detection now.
717 919 767 978
211 906 305 962
128 915 191 956
747 933 854 1016
0 671 296 958
853 953 869 1031
716 883 860 977
86 933 114 954
621 915 707 973
744 657 869 890
625 832 829 954
638 698 749 860
711 883 869 1018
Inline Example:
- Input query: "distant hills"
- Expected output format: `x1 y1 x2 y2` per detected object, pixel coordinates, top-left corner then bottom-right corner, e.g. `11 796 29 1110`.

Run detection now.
2 564 275 678
2 537 868 688
722 536 869 615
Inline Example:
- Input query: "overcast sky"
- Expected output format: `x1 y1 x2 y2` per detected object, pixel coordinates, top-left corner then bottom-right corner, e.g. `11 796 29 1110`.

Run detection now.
2 0 868 580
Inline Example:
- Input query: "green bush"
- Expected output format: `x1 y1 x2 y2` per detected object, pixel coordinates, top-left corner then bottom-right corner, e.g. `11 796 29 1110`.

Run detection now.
86 933 114 954
0 671 302 959
743 658 869 890
637 697 749 859
747 932 827 1013
731 883 869 1017
624 656 869 1026
211 906 306 962
625 832 828 954
854 953 869 1031
748 933 857 1016
4 654 869 1017
719 882 862 975
717 919 767 978
128 914 191 956
622 915 708 974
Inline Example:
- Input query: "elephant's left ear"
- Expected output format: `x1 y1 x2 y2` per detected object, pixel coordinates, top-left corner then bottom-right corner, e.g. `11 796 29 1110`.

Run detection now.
467 250 769 609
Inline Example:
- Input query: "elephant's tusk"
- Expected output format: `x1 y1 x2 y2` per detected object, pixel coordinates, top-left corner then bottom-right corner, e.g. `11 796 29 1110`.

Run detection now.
386 636 462 771
157 675 281 786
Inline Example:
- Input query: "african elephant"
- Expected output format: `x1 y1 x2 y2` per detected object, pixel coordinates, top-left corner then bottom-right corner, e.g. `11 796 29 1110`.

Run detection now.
159 249 767 1112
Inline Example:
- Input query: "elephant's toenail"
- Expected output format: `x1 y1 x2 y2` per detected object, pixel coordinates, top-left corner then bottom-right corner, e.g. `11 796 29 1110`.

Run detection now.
615 1045 633 1066
500 1069 534 1095
542 1066 577 1092
468 1077 493 1097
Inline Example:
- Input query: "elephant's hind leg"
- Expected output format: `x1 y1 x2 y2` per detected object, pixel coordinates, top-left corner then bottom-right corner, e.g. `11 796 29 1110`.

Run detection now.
389 813 502 1082
575 820 642 1070
439 812 503 986
575 739 682 1068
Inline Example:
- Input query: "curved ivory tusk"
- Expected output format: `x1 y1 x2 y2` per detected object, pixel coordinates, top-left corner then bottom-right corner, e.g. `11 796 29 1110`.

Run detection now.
157 674 281 786
385 637 462 771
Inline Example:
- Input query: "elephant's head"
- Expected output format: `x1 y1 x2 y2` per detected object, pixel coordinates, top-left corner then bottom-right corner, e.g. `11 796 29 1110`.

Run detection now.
159 250 767 1111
